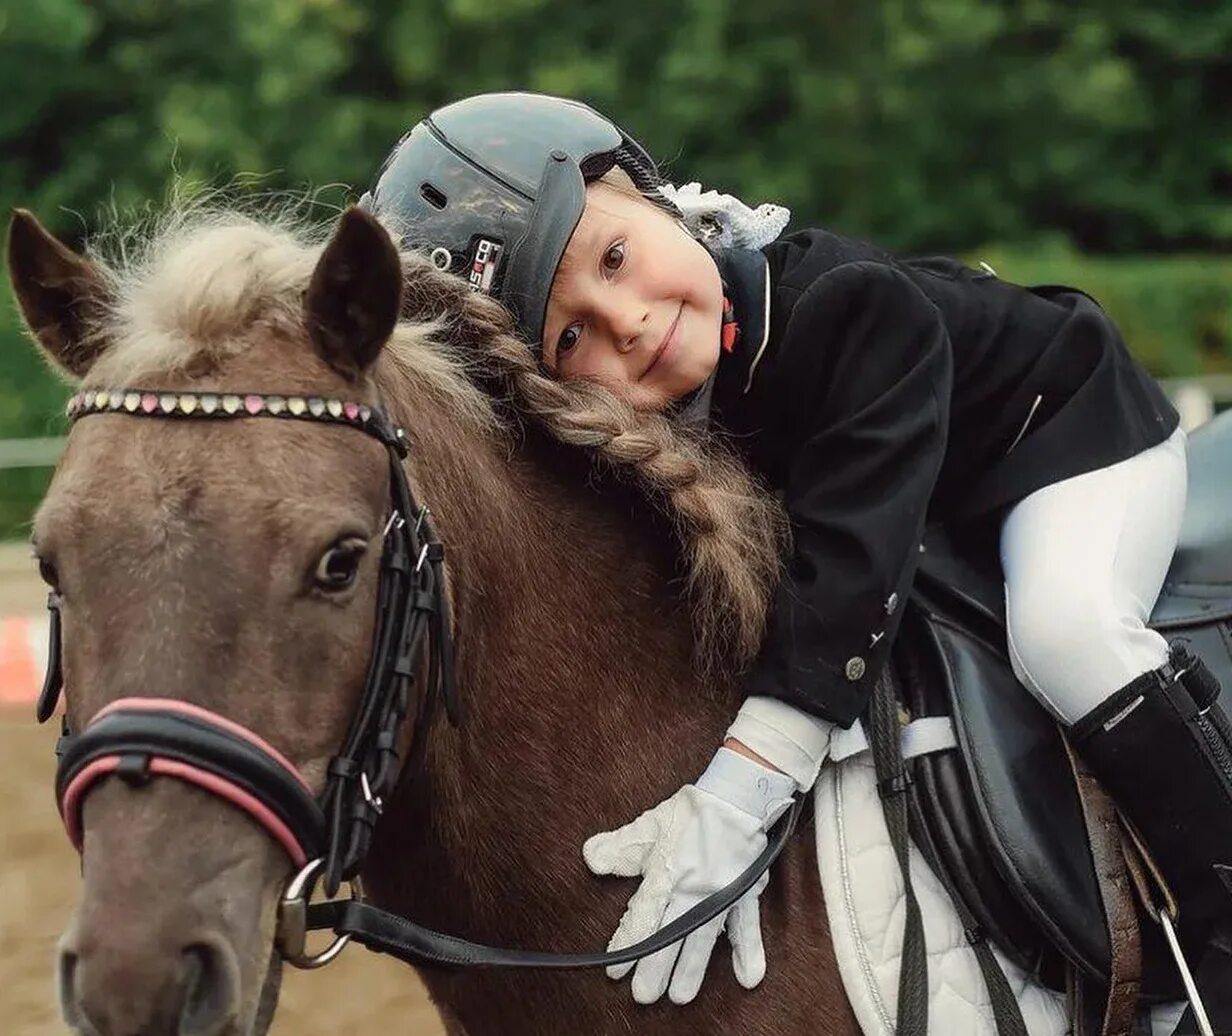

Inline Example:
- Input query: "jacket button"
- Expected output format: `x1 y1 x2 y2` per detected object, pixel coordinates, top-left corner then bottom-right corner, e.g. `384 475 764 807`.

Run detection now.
885 592 898 615
845 656 866 681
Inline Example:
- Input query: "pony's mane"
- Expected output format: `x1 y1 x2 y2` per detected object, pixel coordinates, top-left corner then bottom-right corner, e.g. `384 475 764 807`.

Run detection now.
72 195 786 675
77 198 496 433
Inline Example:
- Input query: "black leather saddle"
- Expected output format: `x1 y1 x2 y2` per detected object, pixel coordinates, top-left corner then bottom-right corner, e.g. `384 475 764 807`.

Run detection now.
898 409 1232 998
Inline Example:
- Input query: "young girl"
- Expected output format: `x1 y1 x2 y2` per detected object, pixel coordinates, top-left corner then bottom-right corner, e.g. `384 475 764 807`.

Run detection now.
361 92 1228 1010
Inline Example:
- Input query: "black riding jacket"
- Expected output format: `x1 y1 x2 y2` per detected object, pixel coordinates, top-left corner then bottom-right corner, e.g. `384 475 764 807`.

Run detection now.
711 229 1178 727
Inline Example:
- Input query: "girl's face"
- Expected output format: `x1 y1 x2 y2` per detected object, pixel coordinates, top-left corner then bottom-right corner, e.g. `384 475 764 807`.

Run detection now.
541 182 723 411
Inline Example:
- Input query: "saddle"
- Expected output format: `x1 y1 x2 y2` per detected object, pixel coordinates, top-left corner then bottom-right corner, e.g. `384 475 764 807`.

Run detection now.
895 410 1232 1019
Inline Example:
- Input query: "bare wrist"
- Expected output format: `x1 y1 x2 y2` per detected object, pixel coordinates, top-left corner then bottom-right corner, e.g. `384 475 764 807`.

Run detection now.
723 736 787 775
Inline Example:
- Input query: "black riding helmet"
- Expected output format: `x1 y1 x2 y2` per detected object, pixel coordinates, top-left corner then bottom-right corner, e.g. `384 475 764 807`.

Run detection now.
359 92 672 350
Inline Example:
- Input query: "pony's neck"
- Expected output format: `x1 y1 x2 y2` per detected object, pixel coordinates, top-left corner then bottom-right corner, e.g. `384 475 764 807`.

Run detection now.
364 360 736 943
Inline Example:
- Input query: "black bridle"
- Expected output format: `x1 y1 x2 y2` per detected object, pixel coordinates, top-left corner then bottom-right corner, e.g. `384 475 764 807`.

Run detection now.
42 385 803 974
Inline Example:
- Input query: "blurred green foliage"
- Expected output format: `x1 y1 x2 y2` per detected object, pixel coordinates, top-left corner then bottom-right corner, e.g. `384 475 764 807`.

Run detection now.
0 468 51 541
1 0 1230 537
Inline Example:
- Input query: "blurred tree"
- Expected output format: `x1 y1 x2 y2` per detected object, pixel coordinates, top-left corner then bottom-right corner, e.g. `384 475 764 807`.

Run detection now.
3 0 1228 251
0 0 1228 532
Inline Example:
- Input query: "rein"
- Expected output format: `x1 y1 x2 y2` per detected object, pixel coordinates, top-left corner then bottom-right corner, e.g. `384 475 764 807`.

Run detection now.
41 385 803 974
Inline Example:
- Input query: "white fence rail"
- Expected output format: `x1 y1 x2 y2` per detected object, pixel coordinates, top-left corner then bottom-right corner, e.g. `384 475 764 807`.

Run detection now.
0 436 67 470
1161 375 1232 431
0 377 1228 472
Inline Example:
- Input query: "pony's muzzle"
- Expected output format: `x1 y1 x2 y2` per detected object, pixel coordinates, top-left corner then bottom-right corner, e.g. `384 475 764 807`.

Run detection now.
59 928 241 1036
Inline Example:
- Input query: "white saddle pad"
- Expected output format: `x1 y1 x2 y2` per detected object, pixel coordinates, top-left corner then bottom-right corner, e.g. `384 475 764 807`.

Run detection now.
811 719 1186 1036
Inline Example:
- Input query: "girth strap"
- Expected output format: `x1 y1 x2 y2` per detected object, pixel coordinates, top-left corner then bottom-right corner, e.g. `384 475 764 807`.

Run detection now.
869 670 932 1036
300 795 805 969
905 759 1031 1036
872 667 1032 1036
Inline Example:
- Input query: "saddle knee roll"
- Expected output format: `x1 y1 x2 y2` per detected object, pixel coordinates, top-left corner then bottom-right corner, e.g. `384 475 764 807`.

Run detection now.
1070 644 1232 943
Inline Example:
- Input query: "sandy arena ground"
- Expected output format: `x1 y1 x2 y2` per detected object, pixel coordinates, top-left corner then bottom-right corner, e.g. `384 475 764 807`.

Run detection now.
0 542 446 1036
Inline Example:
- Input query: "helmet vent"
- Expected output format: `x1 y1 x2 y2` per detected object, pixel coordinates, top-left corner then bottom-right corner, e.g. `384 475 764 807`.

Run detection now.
420 183 448 210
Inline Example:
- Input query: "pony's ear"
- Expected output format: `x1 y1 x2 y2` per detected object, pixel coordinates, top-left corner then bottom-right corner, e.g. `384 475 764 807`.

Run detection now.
7 209 112 379
305 206 403 380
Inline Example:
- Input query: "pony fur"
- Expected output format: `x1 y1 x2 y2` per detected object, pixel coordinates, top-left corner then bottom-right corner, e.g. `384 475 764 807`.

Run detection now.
12 199 852 1035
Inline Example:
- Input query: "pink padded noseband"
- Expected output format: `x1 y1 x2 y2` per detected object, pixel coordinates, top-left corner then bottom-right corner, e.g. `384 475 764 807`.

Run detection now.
56 697 323 867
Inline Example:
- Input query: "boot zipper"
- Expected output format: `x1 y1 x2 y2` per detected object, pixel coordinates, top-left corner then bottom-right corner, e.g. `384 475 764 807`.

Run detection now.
1196 713 1232 792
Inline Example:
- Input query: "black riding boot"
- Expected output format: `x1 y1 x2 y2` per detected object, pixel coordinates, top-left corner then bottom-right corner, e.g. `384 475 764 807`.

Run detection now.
1071 644 1232 942
1070 644 1232 1033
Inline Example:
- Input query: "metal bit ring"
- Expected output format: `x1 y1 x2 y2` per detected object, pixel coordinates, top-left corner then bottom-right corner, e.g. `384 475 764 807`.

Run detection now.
276 857 361 970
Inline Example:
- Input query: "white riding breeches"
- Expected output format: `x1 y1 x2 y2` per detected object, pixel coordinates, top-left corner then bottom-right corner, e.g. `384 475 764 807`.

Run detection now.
999 426 1189 725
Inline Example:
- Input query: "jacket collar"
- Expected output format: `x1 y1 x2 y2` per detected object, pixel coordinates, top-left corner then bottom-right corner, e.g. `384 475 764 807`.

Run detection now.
673 247 771 430
714 247 771 394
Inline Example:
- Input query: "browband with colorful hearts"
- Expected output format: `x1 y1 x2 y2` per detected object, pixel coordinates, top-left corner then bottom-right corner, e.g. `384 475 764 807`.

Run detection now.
68 388 376 426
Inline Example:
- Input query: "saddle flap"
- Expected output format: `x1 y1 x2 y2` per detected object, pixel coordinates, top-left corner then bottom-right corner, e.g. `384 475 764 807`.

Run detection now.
906 593 1183 999
906 701 1063 982
913 603 1113 979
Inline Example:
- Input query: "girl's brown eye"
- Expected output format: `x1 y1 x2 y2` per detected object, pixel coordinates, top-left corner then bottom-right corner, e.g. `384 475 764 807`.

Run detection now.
558 324 582 356
602 242 625 272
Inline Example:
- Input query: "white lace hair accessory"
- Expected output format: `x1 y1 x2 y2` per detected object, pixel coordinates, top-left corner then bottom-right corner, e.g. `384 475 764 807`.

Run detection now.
657 181 791 250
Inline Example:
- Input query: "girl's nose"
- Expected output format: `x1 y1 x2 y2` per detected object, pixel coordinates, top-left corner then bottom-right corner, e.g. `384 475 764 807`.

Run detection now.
603 299 648 353
586 281 647 353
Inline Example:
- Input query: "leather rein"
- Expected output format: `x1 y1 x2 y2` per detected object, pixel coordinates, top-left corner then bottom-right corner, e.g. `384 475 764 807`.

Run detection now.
41 386 804 973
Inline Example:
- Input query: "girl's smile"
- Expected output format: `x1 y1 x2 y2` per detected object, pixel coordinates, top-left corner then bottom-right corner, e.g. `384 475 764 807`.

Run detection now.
641 302 683 381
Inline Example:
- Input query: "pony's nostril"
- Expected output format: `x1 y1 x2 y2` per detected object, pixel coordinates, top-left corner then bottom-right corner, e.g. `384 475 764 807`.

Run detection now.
179 940 240 1036
56 947 83 1030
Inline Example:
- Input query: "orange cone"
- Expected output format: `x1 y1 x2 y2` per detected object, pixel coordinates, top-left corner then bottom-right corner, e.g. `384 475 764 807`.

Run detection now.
0 616 40 706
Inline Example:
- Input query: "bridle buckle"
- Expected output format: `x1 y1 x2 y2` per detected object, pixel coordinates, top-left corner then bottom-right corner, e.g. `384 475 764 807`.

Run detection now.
277 857 362 970
360 771 384 817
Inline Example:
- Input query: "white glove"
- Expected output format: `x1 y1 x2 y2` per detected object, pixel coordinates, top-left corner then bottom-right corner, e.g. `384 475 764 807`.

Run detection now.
582 747 796 1005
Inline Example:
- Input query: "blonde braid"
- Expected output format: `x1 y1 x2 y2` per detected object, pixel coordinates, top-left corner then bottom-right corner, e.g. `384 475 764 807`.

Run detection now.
401 255 788 674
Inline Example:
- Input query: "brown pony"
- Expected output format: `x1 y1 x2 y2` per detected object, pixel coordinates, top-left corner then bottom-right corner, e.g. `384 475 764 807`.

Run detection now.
7 202 856 1036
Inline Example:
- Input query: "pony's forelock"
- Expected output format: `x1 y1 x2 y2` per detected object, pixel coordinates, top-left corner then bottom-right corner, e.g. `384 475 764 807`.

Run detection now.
76 191 496 432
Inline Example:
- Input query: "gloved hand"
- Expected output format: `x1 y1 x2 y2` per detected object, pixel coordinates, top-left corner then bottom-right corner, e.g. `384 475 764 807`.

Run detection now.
582 746 797 1005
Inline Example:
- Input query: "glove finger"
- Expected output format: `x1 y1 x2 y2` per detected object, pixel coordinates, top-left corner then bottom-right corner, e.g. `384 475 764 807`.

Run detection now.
667 913 727 1005
727 885 768 989
606 959 636 981
631 939 684 1005
583 802 670 877
603 873 673 981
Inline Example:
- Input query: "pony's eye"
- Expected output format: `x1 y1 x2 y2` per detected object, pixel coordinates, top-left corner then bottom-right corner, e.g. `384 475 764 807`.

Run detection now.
602 242 626 272
314 538 367 592
35 556 59 590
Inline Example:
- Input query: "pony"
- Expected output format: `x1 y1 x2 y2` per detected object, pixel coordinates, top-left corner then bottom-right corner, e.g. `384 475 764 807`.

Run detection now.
6 201 854 1036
